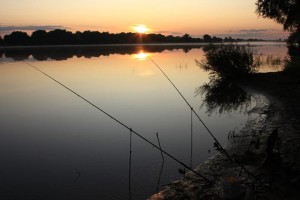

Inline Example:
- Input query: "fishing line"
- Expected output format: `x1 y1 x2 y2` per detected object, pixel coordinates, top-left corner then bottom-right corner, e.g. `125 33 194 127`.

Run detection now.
148 57 232 162
148 57 266 183
25 62 213 184
190 108 193 168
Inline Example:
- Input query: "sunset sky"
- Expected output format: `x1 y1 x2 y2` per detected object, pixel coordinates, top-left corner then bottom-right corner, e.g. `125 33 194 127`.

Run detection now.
0 0 289 39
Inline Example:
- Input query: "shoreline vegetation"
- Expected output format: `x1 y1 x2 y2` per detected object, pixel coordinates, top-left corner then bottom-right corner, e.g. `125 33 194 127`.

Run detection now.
150 72 300 199
149 42 300 198
0 29 282 47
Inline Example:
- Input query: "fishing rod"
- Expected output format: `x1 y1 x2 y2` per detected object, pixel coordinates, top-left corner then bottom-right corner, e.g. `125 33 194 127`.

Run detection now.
148 57 233 162
148 57 267 184
25 62 213 184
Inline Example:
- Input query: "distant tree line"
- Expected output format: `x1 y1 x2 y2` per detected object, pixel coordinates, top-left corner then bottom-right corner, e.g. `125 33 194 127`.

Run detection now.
0 29 264 46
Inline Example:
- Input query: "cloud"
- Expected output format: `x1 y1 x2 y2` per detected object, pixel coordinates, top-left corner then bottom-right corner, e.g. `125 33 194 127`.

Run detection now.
0 25 68 36
0 25 66 32
238 29 270 33
155 31 183 36
215 28 288 40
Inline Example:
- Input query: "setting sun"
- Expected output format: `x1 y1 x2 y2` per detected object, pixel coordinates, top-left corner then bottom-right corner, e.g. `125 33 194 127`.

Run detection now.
134 24 149 34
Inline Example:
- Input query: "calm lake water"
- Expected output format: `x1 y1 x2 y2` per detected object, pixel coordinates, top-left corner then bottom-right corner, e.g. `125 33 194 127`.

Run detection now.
0 43 287 199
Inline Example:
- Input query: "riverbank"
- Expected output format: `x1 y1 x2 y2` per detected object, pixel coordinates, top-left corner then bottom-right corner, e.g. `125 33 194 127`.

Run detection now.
149 71 300 199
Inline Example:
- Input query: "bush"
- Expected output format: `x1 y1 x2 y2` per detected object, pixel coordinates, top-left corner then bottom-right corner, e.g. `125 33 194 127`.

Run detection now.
285 35 300 76
197 45 261 80
284 56 300 77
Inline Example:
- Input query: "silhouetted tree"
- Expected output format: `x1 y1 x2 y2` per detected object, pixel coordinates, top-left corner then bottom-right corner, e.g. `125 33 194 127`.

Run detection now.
182 33 192 42
148 33 166 43
287 31 300 56
256 0 300 73
285 30 300 75
212 36 222 43
224 37 236 42
74 31 82 44
0 36 3 46
4 31 30 45
31 30 48 45
256 0 300 48
202 34 223 43
116 32 139 43
0 29 246 46
256 0 300 33
81 31 102 44
203 34 212 42
47 29 74 45
101 32 113 43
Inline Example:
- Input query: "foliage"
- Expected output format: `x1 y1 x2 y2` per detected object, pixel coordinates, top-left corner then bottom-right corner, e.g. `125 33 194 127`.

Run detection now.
256 0 300 72
284 52 300 77
3 31 30 45
256 0 300 32
31 30 48 45
285 22 300 74
0 29 225 46
197 45 261 80
202 34 223 43
196 45 255 114
203 34 212 42
287 31 300 60
284 58 300 75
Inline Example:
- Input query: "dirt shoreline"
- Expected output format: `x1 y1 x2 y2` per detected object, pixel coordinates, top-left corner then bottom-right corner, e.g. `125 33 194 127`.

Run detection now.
149 72 300 200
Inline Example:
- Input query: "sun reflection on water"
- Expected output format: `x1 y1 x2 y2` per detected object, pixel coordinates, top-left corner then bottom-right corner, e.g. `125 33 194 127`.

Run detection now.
134 51 149 61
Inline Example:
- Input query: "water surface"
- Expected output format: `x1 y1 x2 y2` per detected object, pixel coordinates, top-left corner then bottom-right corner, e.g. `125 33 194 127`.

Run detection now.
0 43 287 199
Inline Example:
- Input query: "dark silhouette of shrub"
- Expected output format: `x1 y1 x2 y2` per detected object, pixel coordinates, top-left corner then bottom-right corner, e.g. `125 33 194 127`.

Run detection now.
197 45 261 80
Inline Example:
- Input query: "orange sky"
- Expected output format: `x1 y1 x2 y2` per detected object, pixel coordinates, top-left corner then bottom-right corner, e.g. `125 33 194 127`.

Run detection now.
0 0 289 39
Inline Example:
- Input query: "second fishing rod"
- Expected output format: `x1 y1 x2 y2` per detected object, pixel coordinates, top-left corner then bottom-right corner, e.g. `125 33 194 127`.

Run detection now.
148 57 267 184
148 57 233 162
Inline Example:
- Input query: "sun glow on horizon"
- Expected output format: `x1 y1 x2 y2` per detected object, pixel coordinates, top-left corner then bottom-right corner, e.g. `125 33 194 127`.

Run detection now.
134 24 149 34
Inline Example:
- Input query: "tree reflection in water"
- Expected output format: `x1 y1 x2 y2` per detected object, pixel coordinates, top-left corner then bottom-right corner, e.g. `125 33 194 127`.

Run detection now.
195 78 252 115
195 44 257 114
